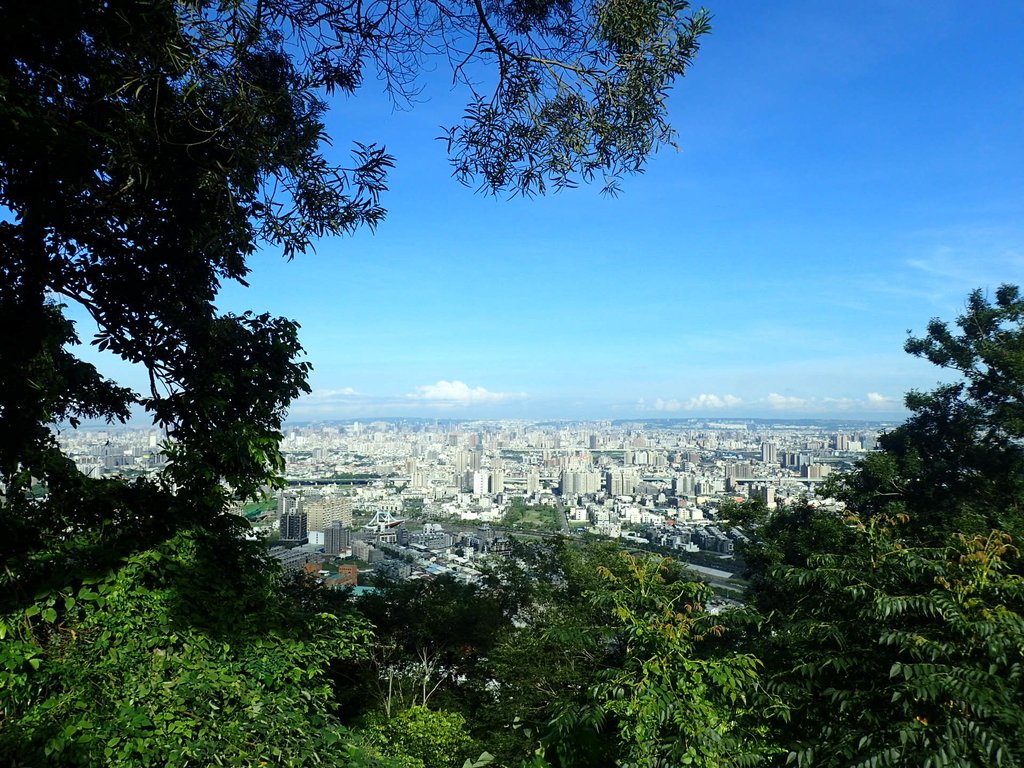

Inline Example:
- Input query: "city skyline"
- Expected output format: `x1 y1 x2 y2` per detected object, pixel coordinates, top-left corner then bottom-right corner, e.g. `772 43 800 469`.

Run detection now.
65 1 1024 421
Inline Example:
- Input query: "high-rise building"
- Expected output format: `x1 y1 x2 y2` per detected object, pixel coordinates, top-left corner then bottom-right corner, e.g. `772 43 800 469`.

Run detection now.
750 483 775 506
491 466 505 494
351 539 372 561
803 464 830 479
279 509 307 543
278 491 307 542
472 470 491 495
560 470 601 495
605 469 639 496
396 524 410 546
726 463 752 480
324 522 351 555
674 475 694 496
305 493 353 531
760 441 778 464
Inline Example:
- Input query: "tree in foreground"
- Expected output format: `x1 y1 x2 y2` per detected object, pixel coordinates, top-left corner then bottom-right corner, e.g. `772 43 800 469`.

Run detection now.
0 531 379 766
457 539 763 767
838 285 1024 544
0 1 710 764
741 285 1024 767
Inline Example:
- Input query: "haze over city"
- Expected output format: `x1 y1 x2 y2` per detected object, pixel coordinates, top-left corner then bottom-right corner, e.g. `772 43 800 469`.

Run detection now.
68 1 1024 421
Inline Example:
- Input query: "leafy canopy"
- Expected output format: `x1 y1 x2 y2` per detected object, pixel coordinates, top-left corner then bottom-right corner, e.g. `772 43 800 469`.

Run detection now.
739 285 1024 767
836 285 1024 543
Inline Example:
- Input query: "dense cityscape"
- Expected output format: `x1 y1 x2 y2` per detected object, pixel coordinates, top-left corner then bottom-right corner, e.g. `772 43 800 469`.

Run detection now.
60 418 889 592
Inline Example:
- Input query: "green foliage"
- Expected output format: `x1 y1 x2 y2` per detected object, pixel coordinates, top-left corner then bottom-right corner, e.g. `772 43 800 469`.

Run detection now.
718 497 771 528
556 554 761 768
1 2 329 586
503 499 563 531
480 543 625 765
0 530 376 766
739 500 857 613
906 285 1024 437
748 516 1024 767
741 285 1024 767
359 706 483 768
352 575 511 718
834 285 1024 544
465 540 760 767
449 0 711 195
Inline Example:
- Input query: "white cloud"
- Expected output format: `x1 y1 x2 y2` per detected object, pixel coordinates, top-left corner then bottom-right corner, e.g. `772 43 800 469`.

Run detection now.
895 236 1024 306
288 387 374 418
906 248 1024 287
647 394 743 411
407 380 525 404
683 394 743 410
823 397 861 410
291 387 362 411
765 393 809 409
305 387 359 399
757 392 904 414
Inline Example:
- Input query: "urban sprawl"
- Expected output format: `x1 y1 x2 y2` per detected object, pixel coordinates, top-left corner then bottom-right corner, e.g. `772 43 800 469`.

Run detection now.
60 419 887 591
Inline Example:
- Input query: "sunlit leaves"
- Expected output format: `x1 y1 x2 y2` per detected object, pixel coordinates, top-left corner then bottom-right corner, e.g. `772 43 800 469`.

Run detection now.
445 0 711 196
750 514 1024 767
0 531 376 766
585 554 762 767
834 284 1024 543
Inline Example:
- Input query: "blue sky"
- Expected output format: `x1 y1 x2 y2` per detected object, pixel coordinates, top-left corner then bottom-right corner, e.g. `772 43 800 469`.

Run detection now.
82 1 1024 421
